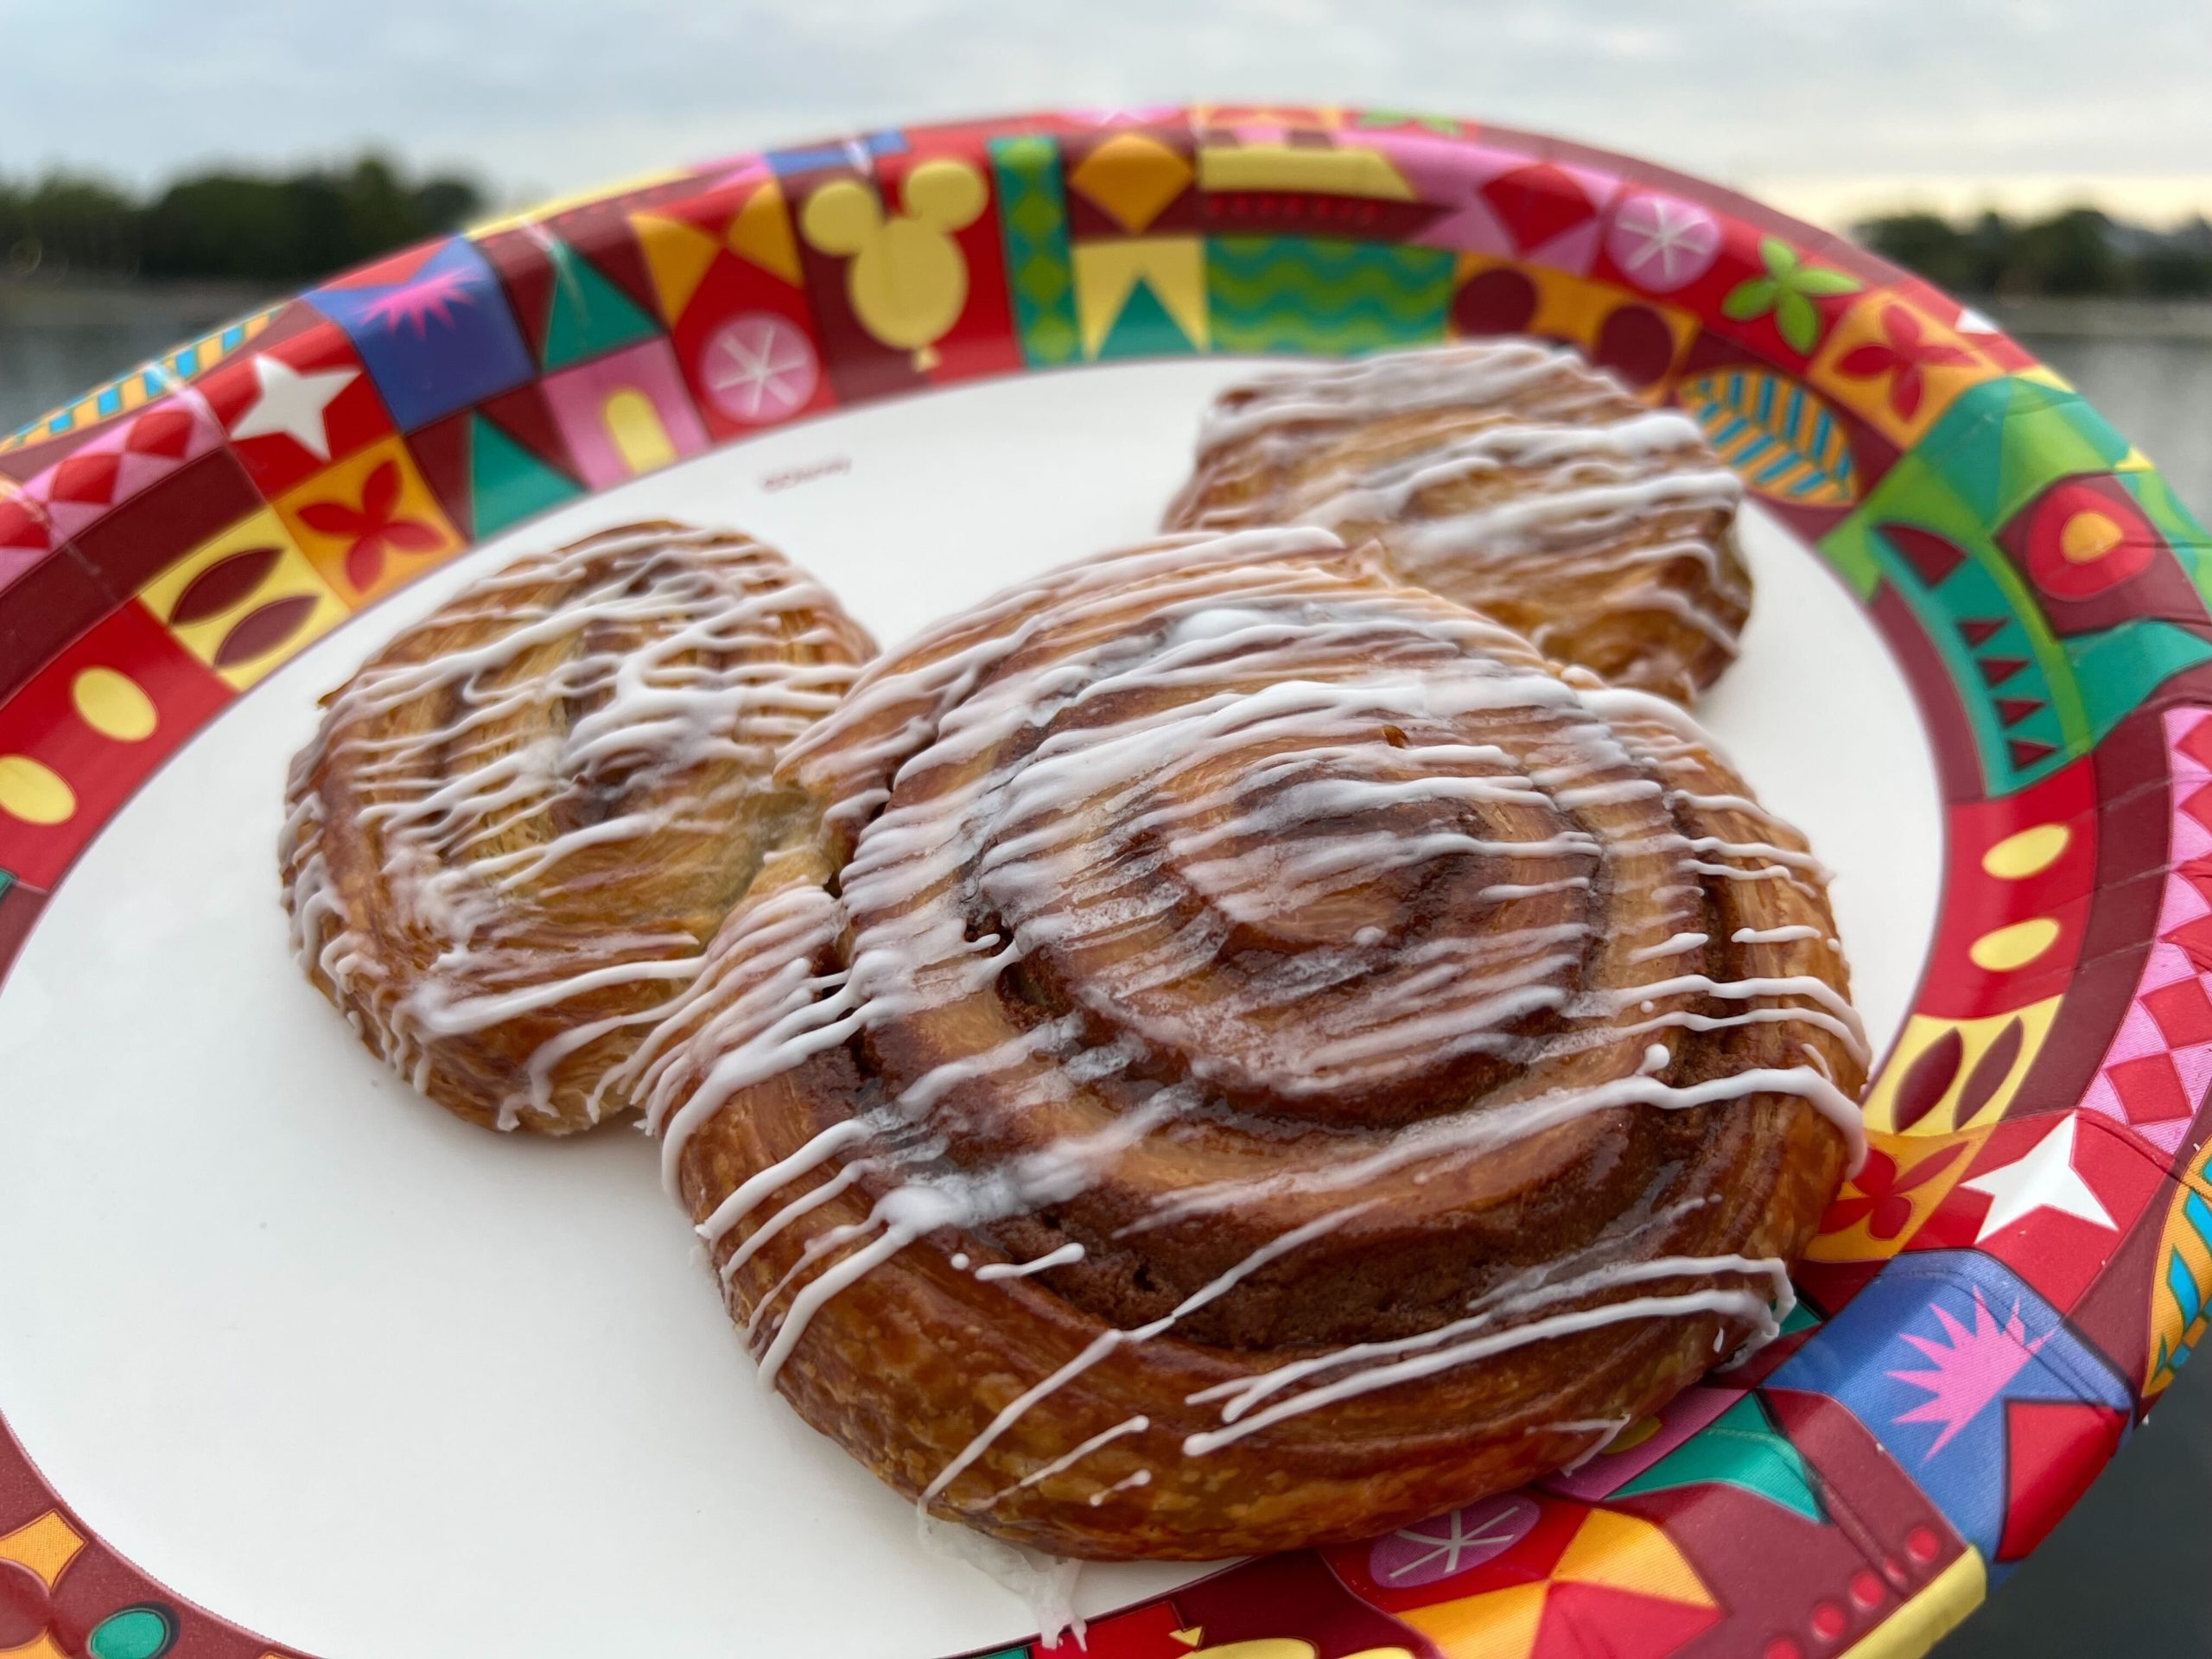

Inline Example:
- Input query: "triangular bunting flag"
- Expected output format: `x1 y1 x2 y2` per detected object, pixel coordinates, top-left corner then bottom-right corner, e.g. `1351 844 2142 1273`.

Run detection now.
1611 1393 1825 1523
728 180 801 284
471 414 582 537
631 212 722 326
543 241 662 370
1096 276 1197 360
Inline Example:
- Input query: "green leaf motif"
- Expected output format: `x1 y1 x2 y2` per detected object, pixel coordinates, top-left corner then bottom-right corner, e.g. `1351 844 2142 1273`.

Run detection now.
1777 290 1821 354
1719 239 1861 352
1796 265 1865 297
1721 276 1777 321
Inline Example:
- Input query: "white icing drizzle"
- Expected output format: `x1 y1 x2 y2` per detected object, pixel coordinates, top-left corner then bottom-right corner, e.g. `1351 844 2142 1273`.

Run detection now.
1734 924 1825 945
1001 1414 1151 1498
976 1243 1088 1281
913 1509 1084 1645
1546 1414 1636 1472
1194 342 1600 451
1177 343 1748 693
639 531 1867 1516
283 524 868 1130
1090 1471 1152 1505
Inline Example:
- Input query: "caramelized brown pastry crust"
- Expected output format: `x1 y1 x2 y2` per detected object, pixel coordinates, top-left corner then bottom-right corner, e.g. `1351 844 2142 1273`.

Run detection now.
281 521 874 1134
1165 342 1754 702
636 528 1864 1560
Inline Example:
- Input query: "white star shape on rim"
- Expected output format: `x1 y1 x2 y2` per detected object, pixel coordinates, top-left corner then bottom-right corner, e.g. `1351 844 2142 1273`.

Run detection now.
1961 1113 2115 1243
229 353 359 461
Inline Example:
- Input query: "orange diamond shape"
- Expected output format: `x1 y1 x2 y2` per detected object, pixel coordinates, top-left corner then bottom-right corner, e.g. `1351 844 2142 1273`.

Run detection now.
1069 134 1194 233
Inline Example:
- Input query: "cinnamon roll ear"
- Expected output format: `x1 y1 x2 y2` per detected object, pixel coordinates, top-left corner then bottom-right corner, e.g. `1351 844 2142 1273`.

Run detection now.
1165 342 1753 703
281 521 875 1135
638 529 1864 1560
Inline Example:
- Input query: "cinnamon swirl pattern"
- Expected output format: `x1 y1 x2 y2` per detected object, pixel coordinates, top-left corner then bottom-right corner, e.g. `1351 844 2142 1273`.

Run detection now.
282 522 875 1135
635 528 1866 1560
1165 342 1754 702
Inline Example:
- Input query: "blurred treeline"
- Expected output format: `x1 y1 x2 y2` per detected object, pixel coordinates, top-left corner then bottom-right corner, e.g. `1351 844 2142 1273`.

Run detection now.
1858 207 2212 299
0 156 485 284
7 156 2211 302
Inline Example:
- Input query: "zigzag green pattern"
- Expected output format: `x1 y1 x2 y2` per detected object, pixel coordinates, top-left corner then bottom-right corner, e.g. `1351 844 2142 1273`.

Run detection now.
1207 236 1453 356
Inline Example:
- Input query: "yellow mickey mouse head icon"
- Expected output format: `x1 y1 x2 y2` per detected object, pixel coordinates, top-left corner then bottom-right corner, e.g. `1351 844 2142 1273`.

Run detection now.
800 158 988 372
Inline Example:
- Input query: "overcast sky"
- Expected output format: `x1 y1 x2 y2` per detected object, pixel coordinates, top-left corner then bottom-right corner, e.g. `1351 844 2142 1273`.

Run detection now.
7 0 2211 230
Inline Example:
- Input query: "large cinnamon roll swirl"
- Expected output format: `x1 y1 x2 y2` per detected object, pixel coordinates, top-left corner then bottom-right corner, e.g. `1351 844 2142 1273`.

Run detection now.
635 527 1865 1559
1165 342 1753 702
282 522 874 1134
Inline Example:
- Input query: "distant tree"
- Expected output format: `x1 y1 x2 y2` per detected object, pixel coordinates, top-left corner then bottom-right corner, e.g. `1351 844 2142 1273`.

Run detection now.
1853 202 2212 298
410 175 483 232
139 159 485 282
2008 207 2123 296
3 156 485 284
0 174 141 276
2135 245 2212 297
1859 213 1974 291
141 176 315 281
1965 211 2014 294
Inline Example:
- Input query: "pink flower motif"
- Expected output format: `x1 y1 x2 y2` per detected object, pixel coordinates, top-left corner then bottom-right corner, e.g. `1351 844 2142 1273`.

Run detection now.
1367 1492 1540 1587
1607 193 1721 293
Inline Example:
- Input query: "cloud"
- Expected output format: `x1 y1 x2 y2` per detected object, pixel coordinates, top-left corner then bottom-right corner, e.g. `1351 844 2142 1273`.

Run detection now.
5 0 2209 221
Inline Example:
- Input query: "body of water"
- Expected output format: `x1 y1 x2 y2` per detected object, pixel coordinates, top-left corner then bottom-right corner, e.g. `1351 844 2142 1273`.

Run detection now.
0 295 2208 1655
0 283 274 436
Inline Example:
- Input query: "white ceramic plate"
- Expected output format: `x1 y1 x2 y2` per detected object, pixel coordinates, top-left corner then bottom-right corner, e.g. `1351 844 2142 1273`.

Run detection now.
0 359 1941 1658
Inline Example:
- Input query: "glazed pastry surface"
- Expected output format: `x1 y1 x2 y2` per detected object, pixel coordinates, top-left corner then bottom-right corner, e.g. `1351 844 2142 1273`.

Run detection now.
636 528 1863 1559
282 521 875 1135
1165 342 1753 702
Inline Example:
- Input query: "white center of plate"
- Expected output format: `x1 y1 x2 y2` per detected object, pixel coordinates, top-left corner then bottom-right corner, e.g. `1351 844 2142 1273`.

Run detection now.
0 360 1942 1658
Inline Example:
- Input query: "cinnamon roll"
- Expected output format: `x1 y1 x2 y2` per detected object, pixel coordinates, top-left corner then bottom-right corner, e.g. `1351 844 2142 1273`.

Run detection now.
1165 343 1753 702
635 527 1865 1560
281 522 875 1135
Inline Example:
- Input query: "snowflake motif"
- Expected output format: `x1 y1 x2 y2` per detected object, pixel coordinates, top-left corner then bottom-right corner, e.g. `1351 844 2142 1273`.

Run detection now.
359 265 478 338
1607 194 1721 292
700 315 820 424
1367 1492 1540 1587
1887 1287 2047 1458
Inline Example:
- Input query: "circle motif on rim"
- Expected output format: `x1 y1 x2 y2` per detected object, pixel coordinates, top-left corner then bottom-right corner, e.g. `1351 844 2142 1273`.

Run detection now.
1368 1492 1541 1587
698 314 821 425
1607 192 1722 293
